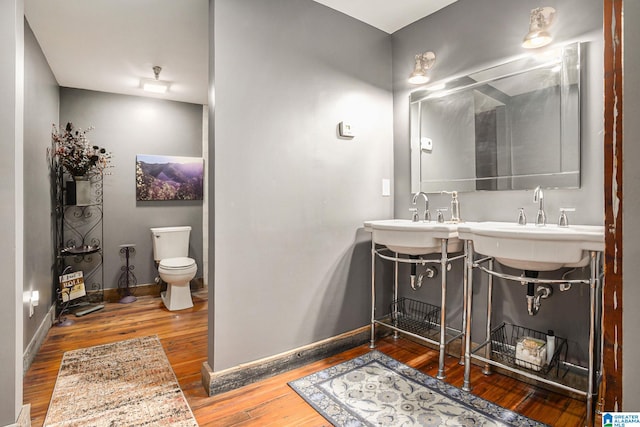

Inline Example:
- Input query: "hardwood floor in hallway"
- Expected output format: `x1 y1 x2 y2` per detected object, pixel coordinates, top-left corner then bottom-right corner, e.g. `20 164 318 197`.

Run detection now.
23 290 586 426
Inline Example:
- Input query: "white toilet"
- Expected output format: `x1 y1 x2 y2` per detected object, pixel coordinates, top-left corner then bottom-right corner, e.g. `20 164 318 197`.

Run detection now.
150 226 198 311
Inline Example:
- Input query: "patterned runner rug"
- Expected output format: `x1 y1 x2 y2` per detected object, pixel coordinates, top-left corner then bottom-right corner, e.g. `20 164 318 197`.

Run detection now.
289 350 547 427
44 335 198 427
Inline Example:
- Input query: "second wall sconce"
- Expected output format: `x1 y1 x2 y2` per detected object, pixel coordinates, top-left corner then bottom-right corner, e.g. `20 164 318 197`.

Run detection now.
522 7 556 49
408 51 436 85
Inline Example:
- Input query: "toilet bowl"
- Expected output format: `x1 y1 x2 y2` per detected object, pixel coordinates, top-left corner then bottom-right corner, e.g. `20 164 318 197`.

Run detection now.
150 226 198 311
158 257 197 311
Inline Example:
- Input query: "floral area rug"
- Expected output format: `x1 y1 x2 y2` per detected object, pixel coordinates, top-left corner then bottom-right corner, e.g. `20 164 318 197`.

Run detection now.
289 351 547 427
44 335 198 427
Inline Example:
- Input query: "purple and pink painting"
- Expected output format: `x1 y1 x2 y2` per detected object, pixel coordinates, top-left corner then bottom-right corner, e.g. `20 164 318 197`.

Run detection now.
136 154 204 201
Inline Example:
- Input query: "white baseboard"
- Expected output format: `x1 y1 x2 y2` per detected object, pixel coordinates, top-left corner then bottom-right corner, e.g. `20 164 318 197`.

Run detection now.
23 304 56 375
202 326 373 396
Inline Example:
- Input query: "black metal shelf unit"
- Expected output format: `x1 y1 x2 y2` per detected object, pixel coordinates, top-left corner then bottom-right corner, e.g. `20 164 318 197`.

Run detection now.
52 167 104 317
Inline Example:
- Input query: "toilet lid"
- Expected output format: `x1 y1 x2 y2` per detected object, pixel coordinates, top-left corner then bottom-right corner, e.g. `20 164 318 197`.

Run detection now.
159 257 196 269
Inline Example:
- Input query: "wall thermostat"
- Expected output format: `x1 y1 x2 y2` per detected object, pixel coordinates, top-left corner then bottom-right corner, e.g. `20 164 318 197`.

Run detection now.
339 121 355 138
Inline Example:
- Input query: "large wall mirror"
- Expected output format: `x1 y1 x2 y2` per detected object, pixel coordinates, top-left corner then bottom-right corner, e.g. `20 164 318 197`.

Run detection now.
410 42 581 193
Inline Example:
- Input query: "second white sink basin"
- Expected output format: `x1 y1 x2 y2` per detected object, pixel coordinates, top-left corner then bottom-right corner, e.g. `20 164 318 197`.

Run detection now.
457 221 605 271
364 219 462 256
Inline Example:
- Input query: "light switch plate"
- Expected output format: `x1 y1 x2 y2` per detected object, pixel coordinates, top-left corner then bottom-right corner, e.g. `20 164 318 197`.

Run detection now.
382 179 391 196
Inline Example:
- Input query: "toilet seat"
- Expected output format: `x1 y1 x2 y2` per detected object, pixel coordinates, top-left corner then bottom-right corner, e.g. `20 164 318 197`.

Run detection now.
159 257 196 270
157 257 197 311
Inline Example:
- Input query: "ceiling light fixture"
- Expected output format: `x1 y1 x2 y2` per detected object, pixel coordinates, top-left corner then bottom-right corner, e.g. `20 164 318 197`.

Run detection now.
522 7 556 49
408 51 436 85
142 65 170 94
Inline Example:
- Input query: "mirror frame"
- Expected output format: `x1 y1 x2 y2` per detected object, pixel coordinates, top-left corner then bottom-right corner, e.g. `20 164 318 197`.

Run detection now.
410 42 582 193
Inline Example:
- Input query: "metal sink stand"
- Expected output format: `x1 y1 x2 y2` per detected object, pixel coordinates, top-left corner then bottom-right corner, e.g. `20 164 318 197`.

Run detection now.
461 239 602 427
370 239 466 379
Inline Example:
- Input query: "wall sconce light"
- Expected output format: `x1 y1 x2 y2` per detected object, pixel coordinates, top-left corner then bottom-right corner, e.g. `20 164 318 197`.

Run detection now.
522 7 556 49
408 51 436 85
142 65 170 94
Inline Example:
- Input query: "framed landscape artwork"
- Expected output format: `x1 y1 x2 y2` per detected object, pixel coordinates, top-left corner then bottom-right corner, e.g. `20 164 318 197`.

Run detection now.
136 154 204 201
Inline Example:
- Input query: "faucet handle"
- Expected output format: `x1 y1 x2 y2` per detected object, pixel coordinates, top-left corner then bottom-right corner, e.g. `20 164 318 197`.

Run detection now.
517 208 527 225
409 208 419 222
436 207 448 223
558 207 575 227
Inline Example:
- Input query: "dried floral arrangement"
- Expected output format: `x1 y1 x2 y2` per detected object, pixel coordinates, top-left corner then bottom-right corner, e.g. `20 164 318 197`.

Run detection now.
50 122 112 176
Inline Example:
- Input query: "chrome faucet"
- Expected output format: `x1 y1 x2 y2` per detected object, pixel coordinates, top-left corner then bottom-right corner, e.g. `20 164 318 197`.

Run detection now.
533 186 546 226
411 192 430 222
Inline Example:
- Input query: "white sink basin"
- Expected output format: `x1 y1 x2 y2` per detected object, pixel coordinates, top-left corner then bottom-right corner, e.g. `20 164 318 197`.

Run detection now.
364 219 462 256
457 221 605 271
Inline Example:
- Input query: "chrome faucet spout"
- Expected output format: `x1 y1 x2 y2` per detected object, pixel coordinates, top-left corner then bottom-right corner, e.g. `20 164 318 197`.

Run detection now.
411 192 430 222
533 186 546 226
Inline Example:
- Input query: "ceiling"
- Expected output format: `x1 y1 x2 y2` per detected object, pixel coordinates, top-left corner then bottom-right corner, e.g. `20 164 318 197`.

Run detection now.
312 0 457 34
24 0 457 106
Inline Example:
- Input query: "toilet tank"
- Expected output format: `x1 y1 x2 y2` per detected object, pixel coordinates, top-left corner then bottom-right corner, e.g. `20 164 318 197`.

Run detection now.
150 226 192 261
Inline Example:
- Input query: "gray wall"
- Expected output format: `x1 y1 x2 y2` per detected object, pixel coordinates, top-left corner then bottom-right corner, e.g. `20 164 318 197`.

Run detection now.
392 0 603 364
1 0 23 422
393 0 603 223
59 89 204 290
623 0 640 410
23 20 59 347
210 0 393 370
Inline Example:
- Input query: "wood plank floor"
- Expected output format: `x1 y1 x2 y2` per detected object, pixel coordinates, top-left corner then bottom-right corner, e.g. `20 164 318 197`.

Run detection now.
23 290 586 426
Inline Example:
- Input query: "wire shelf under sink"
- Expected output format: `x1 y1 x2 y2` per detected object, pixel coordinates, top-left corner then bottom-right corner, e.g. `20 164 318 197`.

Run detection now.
487 322 568 376
390 297 441 339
